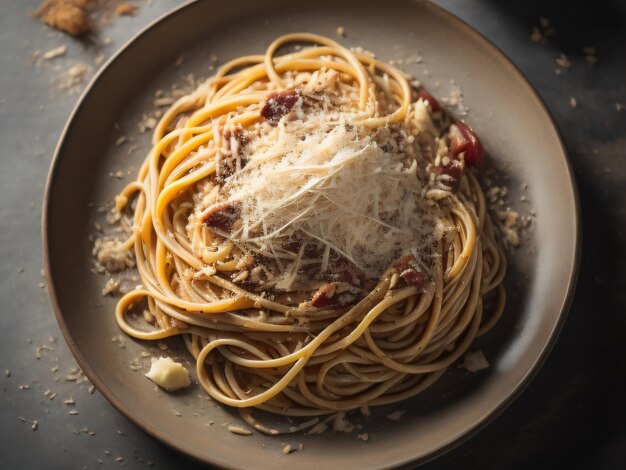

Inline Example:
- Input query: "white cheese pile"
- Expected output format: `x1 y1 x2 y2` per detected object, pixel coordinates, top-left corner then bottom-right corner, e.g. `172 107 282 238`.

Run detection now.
145 356 191 391
224 116 437 279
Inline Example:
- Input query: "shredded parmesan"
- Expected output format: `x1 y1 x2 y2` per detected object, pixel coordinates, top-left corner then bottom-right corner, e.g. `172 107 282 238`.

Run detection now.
219 102 438 281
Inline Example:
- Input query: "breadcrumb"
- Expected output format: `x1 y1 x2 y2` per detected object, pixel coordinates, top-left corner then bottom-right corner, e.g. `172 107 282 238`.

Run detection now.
35 0 91 37
227 425 253 436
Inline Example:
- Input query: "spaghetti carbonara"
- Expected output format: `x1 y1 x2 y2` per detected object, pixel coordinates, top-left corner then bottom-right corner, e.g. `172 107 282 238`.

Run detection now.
108 33 506 428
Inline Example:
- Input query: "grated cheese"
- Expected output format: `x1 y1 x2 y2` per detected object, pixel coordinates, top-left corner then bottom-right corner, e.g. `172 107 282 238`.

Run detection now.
221 106 438 281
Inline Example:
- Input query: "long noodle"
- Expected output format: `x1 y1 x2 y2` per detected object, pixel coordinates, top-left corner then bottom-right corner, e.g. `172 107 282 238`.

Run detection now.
112 33 506 424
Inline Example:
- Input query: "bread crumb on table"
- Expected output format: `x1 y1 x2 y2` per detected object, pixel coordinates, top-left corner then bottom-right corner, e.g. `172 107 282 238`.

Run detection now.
42 45 67 60
35 0 91 37
115 3 137 16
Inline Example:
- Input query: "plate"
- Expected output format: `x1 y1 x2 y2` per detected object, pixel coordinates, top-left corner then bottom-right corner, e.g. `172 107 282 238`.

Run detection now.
43 0 579 468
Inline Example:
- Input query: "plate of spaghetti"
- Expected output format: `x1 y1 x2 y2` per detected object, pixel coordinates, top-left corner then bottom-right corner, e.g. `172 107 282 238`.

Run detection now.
43 1 579 468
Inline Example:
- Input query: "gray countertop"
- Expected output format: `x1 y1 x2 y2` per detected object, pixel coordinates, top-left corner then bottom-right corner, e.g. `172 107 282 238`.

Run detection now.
1 0 624 468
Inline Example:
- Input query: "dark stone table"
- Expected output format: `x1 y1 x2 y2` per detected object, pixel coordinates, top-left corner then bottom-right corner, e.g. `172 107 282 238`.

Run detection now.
1 0 624 468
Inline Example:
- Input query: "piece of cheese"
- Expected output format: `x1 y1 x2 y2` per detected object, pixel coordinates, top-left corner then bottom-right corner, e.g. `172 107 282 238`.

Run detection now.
145 356 191 391
460 350 490 372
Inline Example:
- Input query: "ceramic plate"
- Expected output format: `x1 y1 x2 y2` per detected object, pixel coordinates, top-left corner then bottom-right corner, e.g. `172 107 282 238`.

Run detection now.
43 0 579 468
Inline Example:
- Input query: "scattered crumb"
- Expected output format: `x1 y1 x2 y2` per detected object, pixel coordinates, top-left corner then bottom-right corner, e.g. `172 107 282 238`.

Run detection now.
36 345 53 359
59 63 90 92
461 350 490 372
39 282 47 289
227 425 253 436
307 422 328 435
19 384 31 390
19 416 27 423
42 45 67 60
357 433 369 442
584 47 598 65
336 26 346 38
4 369 10 378
386 410 405 421
530 27 542 43
616 102 624 112
32 420 39 431
64 397 75 405
101 277 121 296
282 444 296 454
35 0 91 37
556 53 571 69
332 412 355 433
88 385 96 394
115 4 137 16
530 17 555 44
65 371 83 381
93 237 135 273
115 135 127 146
569 97 577 108
69 410 79 415
497 208 521 247
359 406 370 417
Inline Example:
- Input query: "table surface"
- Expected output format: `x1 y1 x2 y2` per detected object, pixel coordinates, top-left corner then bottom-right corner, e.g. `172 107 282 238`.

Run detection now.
1 1 625 469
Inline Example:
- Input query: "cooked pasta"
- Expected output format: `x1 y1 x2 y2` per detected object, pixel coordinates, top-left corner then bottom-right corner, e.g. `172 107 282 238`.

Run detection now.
110 33 506 427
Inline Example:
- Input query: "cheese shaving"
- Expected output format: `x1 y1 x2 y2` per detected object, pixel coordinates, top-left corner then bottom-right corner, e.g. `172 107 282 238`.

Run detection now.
220 99 438 281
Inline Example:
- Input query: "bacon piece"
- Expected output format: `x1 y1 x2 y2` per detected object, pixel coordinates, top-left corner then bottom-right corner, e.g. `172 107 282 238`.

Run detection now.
449 121 484 166
400 269 428 290
411 85 441 113
261 91 300 123
311 283 337 308
394 256 429 290
215 127 247 183
202 203 239 231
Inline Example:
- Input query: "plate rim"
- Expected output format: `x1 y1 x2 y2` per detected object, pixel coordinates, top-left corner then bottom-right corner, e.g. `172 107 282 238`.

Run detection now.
42 0 581 468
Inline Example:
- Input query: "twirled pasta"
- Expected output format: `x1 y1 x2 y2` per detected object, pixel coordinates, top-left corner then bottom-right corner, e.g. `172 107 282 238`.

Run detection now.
111 33 506 426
